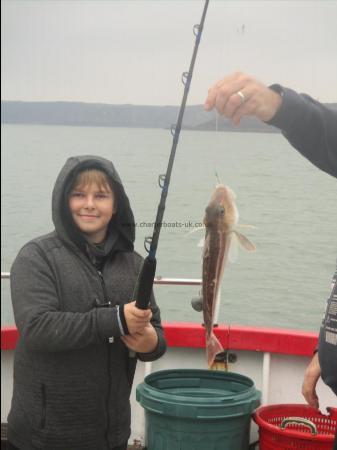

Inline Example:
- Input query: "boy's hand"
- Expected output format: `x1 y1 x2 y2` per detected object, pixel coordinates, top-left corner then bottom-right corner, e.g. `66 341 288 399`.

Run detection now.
121 323 158 354
124 301 152 335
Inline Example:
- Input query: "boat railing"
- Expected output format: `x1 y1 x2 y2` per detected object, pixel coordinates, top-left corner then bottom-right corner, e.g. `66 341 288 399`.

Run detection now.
0 271 318 405
1 272 201 285
1 272 225 323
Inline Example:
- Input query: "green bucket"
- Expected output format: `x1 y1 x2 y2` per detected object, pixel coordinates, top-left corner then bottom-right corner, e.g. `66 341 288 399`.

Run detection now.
136 369 261 450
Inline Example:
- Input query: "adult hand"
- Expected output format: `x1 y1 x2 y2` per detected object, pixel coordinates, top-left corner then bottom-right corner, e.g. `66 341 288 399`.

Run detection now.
302 352 321 410
121 323 158 354
124 301 152 335
204 72 283 124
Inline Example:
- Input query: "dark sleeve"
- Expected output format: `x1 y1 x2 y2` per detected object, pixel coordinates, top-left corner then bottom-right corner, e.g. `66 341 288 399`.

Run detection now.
318 269 337 396
266 84 337 178
10 244 123 352
136 291 167 362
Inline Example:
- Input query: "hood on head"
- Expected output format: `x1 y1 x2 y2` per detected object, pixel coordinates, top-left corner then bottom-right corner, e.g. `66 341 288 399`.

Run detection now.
52 155 135 251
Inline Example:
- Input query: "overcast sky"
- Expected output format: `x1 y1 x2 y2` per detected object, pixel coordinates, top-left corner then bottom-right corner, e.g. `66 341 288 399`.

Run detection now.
2 0 337 105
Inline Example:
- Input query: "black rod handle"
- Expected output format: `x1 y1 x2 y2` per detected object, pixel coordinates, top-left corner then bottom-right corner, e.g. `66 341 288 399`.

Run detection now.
133 256 157 310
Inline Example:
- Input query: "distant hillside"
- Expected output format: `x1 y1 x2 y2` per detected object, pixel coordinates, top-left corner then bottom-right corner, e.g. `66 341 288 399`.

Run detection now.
2 100 337 133
186 116 280 133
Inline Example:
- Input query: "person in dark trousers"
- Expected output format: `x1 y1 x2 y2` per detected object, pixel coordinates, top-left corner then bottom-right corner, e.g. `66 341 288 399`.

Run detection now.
7 155 167 450
204 72 337 447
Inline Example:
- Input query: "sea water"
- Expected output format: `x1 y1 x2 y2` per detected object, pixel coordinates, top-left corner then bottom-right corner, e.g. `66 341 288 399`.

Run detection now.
1 124 336 330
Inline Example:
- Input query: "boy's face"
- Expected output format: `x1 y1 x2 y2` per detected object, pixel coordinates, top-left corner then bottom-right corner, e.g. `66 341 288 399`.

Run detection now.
69 182 116 244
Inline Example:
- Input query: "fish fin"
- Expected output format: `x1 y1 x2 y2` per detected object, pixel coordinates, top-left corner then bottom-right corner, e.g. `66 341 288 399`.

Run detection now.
227 186 237 200
235 224 257 230
206 332 224 368
198 237 205 248
228 232 239 263
185 226 205 237
233 230 256 252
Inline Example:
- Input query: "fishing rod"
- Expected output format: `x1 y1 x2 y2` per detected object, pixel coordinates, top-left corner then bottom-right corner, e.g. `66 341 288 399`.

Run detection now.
134 0 210 309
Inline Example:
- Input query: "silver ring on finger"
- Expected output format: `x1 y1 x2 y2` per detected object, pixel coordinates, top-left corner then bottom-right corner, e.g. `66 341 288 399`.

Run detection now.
236 90 245 105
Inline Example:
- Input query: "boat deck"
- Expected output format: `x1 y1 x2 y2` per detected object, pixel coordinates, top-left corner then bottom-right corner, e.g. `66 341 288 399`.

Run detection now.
2 275 335 449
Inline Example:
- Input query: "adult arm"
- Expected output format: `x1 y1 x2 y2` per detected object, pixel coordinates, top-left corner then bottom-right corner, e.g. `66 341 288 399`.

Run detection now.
302 352 321 409
267 84 337 178
205 72 337 178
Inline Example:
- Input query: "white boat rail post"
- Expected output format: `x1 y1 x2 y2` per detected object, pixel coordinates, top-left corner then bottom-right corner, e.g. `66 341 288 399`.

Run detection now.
261 352 271 405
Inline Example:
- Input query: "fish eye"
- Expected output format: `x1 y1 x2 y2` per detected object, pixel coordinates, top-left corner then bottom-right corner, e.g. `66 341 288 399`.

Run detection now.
218 206 225 215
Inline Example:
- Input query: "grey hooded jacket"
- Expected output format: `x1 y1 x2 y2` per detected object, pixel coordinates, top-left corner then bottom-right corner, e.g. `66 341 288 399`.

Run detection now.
8 155 166 450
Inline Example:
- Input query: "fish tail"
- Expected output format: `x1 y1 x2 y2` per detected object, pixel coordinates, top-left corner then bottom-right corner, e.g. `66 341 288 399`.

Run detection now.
206 332 224 368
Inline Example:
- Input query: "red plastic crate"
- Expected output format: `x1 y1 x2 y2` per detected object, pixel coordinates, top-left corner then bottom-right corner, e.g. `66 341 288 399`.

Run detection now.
253 404 337 450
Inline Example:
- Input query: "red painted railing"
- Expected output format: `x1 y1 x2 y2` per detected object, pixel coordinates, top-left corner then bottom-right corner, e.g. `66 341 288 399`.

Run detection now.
1 274 317 356
1 323 317 356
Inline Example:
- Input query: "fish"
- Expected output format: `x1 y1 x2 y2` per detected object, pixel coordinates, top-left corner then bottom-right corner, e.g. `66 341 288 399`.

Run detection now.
198 184 255 368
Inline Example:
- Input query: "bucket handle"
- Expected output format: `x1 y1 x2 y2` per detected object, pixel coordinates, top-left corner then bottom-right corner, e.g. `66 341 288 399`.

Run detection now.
280 417 317 435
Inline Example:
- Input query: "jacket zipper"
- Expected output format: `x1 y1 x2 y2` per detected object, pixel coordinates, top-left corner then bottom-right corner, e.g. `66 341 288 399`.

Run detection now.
97 270 109 304
96 269 113 448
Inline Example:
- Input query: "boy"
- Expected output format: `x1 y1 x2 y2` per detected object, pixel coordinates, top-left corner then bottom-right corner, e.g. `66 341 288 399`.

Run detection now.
8 155 166 450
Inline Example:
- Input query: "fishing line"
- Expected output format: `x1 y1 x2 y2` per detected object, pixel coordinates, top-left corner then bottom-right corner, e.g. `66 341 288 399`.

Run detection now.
134 0 210 309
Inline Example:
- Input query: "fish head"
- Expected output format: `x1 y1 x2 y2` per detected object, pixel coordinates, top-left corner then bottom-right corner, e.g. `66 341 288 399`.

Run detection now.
203 184 238 232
